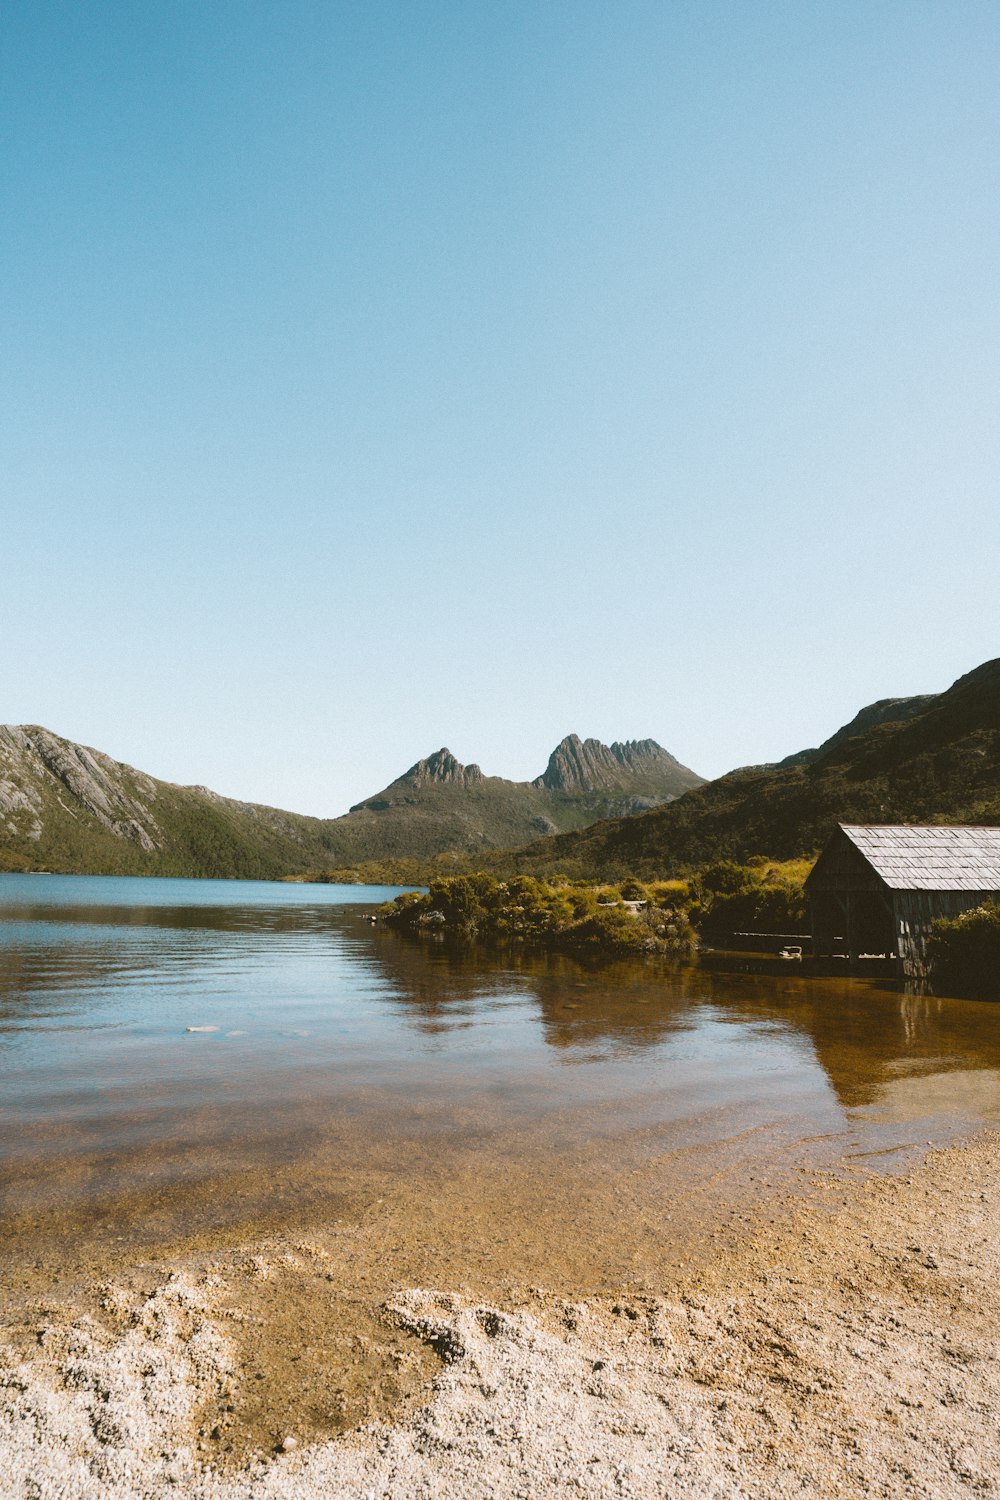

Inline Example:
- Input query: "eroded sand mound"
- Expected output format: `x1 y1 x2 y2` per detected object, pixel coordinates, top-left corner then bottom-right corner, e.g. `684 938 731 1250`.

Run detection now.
2 1139 998 1499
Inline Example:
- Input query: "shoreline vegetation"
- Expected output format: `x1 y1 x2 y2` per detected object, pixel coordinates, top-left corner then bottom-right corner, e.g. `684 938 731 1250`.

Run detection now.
303 861 1000 998
377 860 810 958
7 851 996 993
927 900 1000 997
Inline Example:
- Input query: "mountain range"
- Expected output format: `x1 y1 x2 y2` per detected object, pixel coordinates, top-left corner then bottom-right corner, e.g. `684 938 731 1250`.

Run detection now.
0 728 700 878
510 659 1000 879
3 657 998 881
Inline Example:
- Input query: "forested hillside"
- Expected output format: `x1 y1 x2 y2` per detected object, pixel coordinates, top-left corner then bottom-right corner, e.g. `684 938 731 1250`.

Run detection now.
505 660 1000 880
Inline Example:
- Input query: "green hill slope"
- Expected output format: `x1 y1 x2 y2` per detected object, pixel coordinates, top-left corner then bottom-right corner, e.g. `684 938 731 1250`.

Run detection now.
507 659 1000 880
0 727 701 878
0 726 343 878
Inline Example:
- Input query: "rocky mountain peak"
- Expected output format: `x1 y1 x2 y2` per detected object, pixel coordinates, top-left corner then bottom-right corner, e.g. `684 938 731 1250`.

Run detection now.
348 748 487 812
401 749 485 788
533 735 692 794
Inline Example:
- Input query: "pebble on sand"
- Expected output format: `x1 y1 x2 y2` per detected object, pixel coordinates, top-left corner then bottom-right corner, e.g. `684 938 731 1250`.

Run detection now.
279 1435 298 1452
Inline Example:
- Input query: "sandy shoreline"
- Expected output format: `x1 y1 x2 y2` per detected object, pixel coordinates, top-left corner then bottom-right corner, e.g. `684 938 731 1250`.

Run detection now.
2 1133 998 1499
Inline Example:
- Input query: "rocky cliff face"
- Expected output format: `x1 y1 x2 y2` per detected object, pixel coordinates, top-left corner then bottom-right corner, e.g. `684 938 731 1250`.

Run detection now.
0 725 161 852
351 735 702 815
534 735 700 796
335 734 704 857
0 725 340 878
408 748 484 787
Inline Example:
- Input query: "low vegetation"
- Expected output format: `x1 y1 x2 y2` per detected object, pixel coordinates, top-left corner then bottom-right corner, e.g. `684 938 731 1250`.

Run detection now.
686 858 810 943
927 902 1000 999
382 875 698 957
0 847 36 873
380 860 810 958
286 853 474 888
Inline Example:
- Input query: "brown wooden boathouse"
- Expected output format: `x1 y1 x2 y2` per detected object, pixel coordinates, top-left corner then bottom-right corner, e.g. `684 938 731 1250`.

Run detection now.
806 824 1000 978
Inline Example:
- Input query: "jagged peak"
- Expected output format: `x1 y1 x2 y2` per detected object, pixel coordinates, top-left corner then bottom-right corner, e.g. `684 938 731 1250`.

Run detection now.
347 731 700 812
533 734 687 793
400 748 485 788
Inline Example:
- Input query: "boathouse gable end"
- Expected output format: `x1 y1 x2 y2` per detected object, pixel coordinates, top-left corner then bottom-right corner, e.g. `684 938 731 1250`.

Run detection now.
807 824 1000 978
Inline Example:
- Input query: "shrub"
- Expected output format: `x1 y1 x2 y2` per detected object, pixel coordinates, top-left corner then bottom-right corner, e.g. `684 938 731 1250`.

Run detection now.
382 874 696 958
562 905 657 955
696 861 755 897
568 888 598 920
619 877 647 902
927 902 1000 998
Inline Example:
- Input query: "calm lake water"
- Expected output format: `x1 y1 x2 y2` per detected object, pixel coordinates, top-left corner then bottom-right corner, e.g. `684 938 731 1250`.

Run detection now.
2 873 999 1292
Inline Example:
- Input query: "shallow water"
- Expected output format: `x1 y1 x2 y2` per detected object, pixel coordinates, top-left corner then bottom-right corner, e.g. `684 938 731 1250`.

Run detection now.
2 872 999 1280
4 873 1000 1461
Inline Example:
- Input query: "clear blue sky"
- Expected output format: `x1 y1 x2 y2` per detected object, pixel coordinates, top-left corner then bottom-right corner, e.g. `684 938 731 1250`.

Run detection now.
3 1 998 815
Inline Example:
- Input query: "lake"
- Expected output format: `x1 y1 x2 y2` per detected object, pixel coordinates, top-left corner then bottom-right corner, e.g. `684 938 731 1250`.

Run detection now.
3 871 1000 1279
3 871 1000 1455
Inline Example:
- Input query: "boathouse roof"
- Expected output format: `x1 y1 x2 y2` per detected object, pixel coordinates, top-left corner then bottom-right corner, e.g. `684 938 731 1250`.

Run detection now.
836 824 1000 891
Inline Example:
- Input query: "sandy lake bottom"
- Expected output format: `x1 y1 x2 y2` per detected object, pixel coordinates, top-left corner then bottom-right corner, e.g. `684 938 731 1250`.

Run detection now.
1 875 999 1496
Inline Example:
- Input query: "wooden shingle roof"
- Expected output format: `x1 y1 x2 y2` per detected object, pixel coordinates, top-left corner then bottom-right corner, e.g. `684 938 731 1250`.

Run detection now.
840 824 1000 891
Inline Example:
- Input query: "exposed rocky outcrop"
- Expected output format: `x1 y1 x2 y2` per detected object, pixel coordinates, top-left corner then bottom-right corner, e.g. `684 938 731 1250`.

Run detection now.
350 750 485 809
0 726 161 852
410 749 485 788
0 726 340 878
534 735 701 796
335 735 703 860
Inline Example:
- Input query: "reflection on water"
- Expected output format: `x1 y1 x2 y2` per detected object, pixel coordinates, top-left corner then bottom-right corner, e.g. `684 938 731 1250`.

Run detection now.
1 874 999 1276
